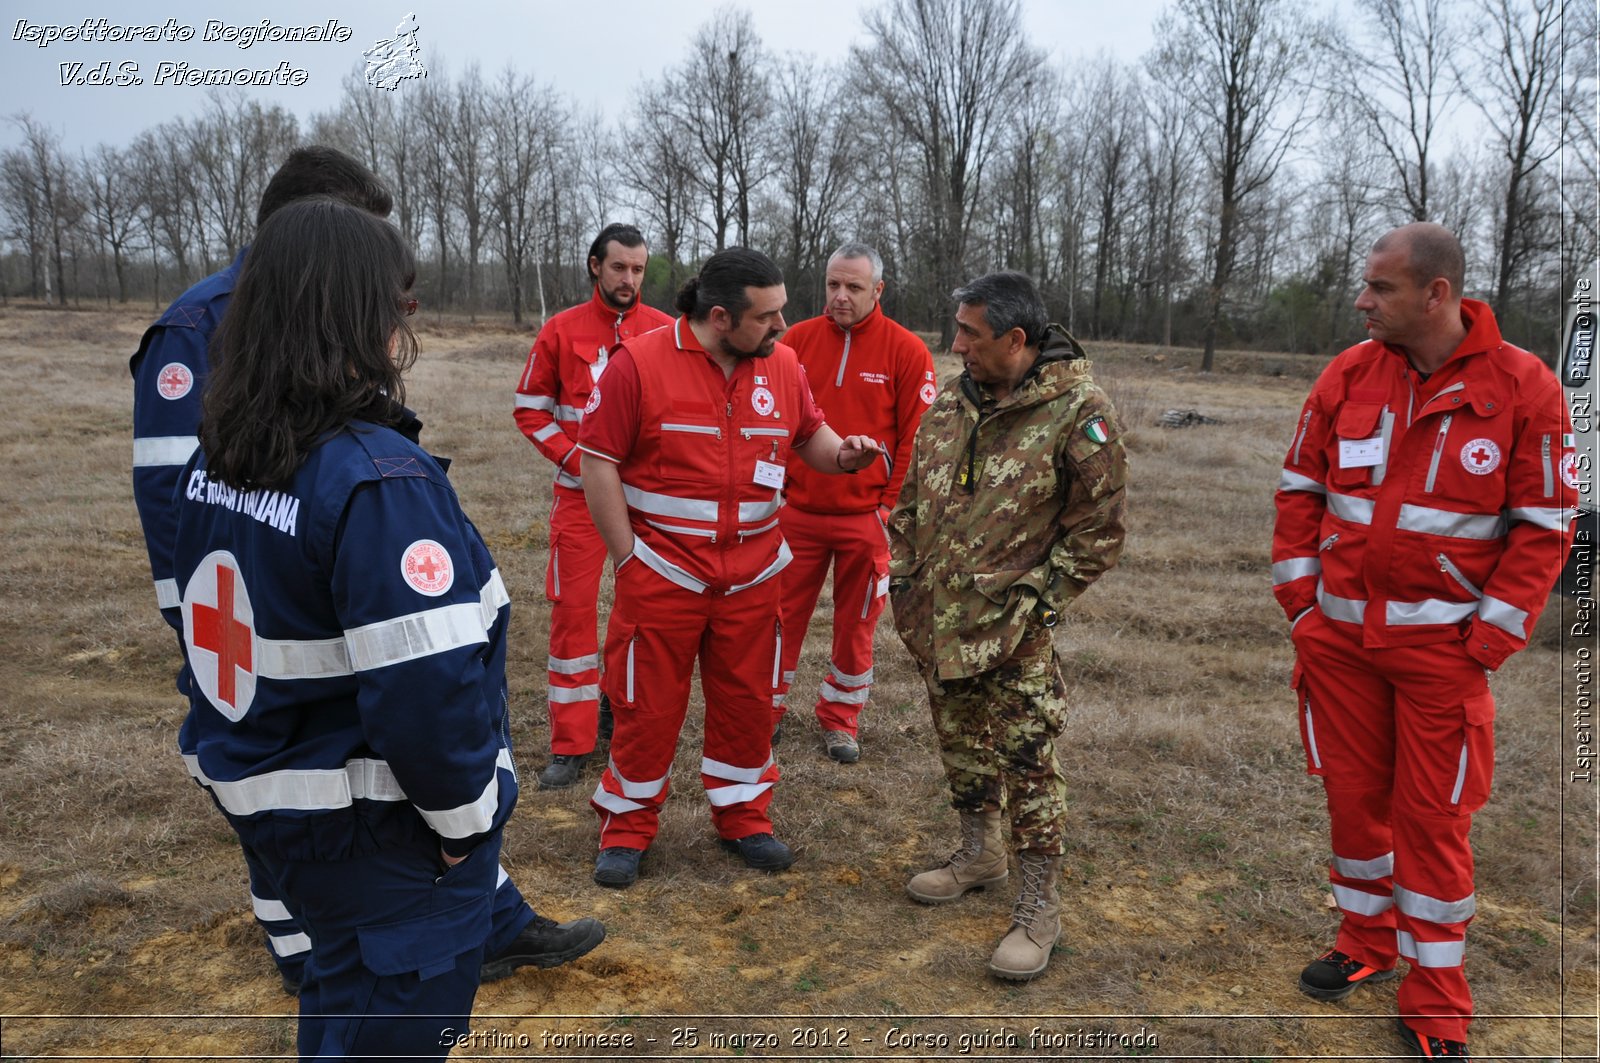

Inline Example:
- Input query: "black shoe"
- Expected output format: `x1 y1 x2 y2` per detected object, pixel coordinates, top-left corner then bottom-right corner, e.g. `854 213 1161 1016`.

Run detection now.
479 914 606 982
718 832 795 871
597 695 614 743
1298 947 1398 1001
1396 1017 1470 1058
771 722 783 745
593 846 643 889
279 971 302 996
538 753 588 790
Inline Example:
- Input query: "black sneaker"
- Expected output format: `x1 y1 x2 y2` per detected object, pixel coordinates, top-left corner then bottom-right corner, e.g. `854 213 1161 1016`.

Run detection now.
1396 1018 1470 1058
593 846 643 889
597 695 614 743
538 753 588 790
771 721 783 745
479 914 606 981
718 832 795 871
1298 948 1398 1001
279 971 302 996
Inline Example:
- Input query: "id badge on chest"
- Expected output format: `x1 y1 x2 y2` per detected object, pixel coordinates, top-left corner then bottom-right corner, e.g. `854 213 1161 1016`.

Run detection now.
753 460 785 489
1338 436 1384 468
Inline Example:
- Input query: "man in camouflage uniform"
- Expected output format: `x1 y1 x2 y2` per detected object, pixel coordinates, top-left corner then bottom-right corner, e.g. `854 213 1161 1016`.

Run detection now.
888 271 1127 981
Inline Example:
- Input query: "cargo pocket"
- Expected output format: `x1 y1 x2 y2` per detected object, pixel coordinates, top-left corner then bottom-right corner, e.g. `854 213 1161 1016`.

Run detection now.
1449 690 1496 813
1292 660 1326 777
1329 403 1383 490
603 622 639 709
356 886 492 982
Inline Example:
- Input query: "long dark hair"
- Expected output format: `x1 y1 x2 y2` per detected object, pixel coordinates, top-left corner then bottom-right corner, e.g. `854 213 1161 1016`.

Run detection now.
200 197 417 490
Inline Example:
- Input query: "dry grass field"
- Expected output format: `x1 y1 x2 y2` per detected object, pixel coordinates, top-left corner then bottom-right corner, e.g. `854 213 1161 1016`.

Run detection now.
0 301 1593 1061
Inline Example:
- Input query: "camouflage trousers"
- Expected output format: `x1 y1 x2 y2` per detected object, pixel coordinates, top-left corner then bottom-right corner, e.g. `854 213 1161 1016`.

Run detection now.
920 625 1069 855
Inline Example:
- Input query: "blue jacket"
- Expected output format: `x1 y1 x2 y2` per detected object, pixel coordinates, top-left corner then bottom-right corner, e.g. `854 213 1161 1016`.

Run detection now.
172 413 518 862
130 249 246 621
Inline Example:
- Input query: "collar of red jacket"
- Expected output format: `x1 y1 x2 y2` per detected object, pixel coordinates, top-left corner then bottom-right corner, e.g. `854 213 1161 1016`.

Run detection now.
588 285 648 323
1380 297 1506 374
825 302 885 337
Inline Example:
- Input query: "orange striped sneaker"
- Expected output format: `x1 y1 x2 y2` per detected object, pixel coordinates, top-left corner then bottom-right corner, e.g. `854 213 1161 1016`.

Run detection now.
1396 1018 1469 1058
1297 948 1398 1001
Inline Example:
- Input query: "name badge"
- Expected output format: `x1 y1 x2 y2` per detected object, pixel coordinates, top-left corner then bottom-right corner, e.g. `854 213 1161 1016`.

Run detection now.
1339 436 1384 468
753 460 786 489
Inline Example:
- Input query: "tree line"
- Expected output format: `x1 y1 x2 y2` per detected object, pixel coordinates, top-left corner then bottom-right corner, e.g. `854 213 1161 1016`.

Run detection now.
2 0 1592 366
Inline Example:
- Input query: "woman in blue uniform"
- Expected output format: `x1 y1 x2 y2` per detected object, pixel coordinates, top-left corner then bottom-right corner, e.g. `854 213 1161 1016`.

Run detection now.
172 197 600 1059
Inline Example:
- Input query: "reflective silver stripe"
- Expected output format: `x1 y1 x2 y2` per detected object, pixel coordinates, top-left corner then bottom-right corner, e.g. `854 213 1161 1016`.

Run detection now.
1479 595 1529 637
133 434 199 467
578 443 622 465
548 653 599 675
1387 598 1477 626
738 517 780 538
416 747 513 839
1331 883 1393 916
1292 408 1313 464
183 753 407 815
269 932 312 957
257 636 351 680
1327 492 1374 525
1316 582 1366 624
727 538 793 594
820 681 870 705
482 570 510 616
625 636 636 701
829 663 874 687
1542 434 1553 496
836 330 852 387
1449 742 1469 804
1420 382 1465 412
591 786 648 814
1507 505 1572 531
1437 553 1483 597
1272 557 1321 586
1397 504 1506 540
532 422 565 443
1278 469 1326 494
155 578 180 610
741 427 788 439
496 864 509 889
345 601 488 671
1394 884 1476 923
705 781 775 807
702 755 775 785
771 692 787 707
1332 851 1394 880
514 393 554 411
552 404 582 422
608 757 670 799
1303 698 1321 769
632 537 709 594
1396 931 1466 968
251 895 293 921
662 422 720 436
645 518 717 538
1425 415 1452 492
739 495 782 522
548 684 600 704
555 467 583 489
782 670 795 685
771 626 782 689
1372 409 1395 486
623 482 718 522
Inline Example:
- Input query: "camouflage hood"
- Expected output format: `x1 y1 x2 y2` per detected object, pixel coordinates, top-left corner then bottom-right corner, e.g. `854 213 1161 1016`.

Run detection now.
957 323 1087 413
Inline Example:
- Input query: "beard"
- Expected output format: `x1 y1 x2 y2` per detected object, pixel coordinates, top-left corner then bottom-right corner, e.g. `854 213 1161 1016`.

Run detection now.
599 284 638 311
719 333 780 360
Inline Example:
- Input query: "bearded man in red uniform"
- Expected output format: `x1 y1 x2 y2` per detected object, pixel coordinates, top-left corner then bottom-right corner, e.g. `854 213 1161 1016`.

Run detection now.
514 224 673 789
1274 223 1576 1059
576 247 882 888
774 243 936 763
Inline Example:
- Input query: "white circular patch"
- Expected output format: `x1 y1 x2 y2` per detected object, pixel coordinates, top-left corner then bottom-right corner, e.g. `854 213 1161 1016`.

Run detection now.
1562 452 1580 489
751 386 775 416
157 362 194 400
919 381 937 405
181 549 256 721
402 539 454 596
1459 438 1502 476
584 386 602 415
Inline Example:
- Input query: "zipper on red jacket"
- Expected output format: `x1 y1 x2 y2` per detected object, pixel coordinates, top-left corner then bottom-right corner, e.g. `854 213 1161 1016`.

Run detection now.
835 330 853 388
1542 433 1553 497
1292 408 1314 464
1424 414 1453 492
1437 552 1483 598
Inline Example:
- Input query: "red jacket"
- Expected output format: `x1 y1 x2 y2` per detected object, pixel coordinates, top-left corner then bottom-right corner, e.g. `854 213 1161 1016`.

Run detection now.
513 288 673 495
781 305 935 515
577 318 825 593
1273 299 1576 670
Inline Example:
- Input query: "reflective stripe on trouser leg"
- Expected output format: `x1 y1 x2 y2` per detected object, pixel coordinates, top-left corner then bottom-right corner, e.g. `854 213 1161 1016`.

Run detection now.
591 561 705 850
814 508 889 735
1381 639 1493 1045
925 624 1067 854
483 864 536 956
774 505 834 729
546 492 608 755
241 839 310 984
1289 607 1400 970
701 576 784 839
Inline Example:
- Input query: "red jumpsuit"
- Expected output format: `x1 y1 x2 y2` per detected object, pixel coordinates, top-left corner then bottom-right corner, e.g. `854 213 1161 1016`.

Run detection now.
776 305 935 736
577 319 826 849
1272 299 1576 1043
513 289 672 755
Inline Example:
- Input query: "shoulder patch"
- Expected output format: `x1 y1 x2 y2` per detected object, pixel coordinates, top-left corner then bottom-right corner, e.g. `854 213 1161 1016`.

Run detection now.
373 456 430 479
401 539 454 596
155 304 209 330
1084 414 1110 444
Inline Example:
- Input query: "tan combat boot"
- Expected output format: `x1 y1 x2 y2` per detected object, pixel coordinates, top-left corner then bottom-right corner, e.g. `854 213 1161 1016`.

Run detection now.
905 810 1008 904
987 849 1061 980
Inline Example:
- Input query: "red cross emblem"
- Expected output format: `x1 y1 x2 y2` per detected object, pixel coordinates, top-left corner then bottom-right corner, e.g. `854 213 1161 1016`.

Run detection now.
402 539 454 596
1459 438 1501 476
183 550 256 720
919 381 938 405
1562 452 1580 489
157 362 194 400
751 386 775 417
584 386 602 415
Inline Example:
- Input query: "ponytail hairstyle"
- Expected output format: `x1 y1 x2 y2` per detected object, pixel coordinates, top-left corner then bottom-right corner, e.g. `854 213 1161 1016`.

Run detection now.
674 247 783 323
200 197 417 490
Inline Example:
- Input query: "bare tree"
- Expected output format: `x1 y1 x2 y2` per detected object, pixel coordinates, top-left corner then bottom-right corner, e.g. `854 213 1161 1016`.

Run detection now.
7 115 82 304
0 146 47 300
1560 2 1598 285
620 78 697 295
183 99 299 263
452 66 492 318
484 69 569 324
1079 59 1142 338
412 70 457 304
1135 67 1200 347
770 58 853 306
80 144 142 303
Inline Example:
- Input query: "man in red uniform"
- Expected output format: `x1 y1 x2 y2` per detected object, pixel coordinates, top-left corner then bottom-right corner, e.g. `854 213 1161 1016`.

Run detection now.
577 247 883 888
1273 223 1576 1059
775 242 936 763
514 224 674 789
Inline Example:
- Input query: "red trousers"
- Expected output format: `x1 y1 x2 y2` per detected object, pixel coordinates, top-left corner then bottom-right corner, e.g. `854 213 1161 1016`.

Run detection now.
544 490 608 756
590 557 782 850
1291 607 1494 1044
774 506 889 736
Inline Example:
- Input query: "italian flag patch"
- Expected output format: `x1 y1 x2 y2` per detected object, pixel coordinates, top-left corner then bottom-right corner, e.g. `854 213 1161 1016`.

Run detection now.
1084 415 1109 444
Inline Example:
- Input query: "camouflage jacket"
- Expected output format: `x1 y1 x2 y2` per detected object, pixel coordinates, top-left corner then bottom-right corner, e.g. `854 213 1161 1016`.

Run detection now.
888 325 1128 679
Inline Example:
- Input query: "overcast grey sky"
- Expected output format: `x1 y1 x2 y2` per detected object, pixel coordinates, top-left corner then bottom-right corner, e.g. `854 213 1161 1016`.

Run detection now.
2 0 1174 150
